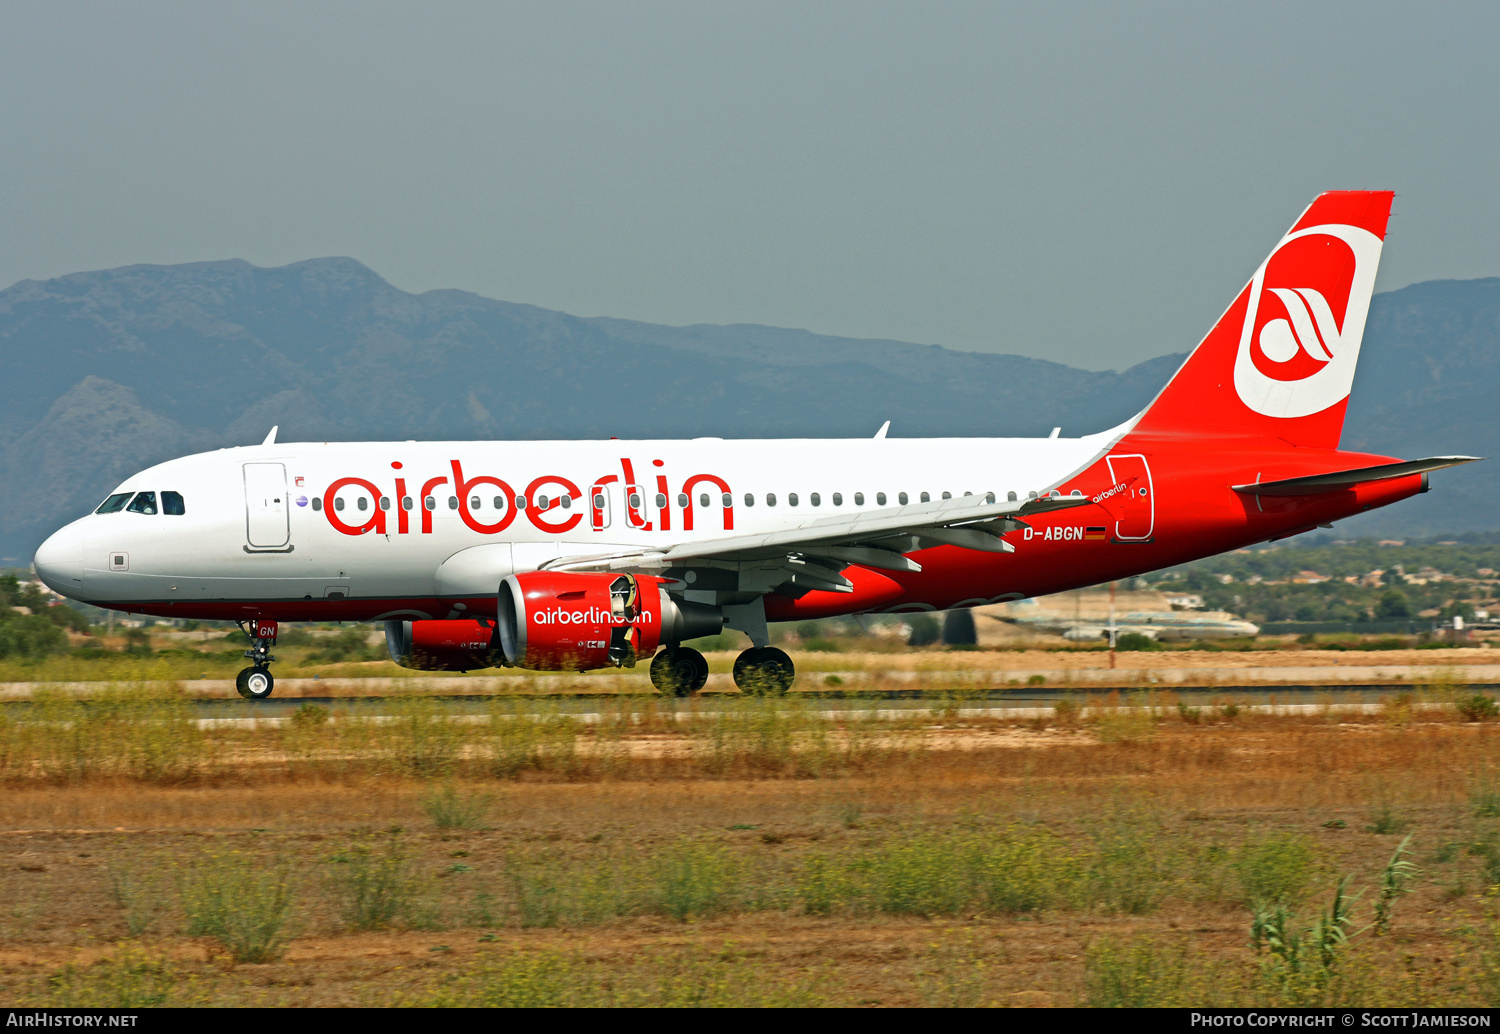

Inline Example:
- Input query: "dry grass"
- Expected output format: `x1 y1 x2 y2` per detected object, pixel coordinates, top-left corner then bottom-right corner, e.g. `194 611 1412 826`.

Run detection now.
1 696 1499 1006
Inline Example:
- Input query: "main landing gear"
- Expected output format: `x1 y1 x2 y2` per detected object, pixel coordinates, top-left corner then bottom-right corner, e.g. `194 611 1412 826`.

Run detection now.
646 644 798 697
649 646 709 697
236 618 279 700
732 646 795 696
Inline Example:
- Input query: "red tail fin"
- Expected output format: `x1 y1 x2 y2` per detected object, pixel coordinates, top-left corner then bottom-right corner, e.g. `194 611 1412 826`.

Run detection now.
1132 191 1393 449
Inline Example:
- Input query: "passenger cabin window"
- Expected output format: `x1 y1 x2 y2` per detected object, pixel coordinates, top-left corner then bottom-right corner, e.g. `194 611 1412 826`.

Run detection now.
357 497 368 511
162 491 185 516
898 492 908 505
721 493 732 507
919 492 930 503
448 496 459 509
677 493 688 507
766 493 777 506
404 497 414 510
744 493 755 507
493 496 506 510
832 492 843 506
876 492 886 505
788 493 799 506
96 493 132 514
699 493 710 507
854 492 864 505
470 496 481 510
379 496 391 511
656 493 668 508
561 495 572 510
942 491 952 500
126 492 158 515
810 493 821 506
425 497 437 510
312 497 323 511
334 497 346 511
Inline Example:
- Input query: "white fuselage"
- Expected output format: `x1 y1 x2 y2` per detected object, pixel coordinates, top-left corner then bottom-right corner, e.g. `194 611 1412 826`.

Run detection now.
35 429 1120 618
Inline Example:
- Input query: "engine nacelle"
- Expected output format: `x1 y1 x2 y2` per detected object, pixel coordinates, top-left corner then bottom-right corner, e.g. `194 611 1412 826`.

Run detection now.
385 618 502 671
497 571 721 671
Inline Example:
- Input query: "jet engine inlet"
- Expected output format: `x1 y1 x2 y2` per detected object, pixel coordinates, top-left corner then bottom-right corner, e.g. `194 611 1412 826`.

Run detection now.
497 571 722 671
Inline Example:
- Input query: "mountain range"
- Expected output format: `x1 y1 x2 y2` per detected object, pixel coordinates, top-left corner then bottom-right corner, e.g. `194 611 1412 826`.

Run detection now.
1 257 1496 561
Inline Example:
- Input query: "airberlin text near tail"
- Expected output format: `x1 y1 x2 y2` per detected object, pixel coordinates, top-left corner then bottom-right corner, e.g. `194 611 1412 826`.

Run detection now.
32 191 1479 699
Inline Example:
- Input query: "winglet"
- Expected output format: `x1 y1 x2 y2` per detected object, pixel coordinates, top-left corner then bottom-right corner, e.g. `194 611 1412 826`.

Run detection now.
262 426 278 446
874 421 890 440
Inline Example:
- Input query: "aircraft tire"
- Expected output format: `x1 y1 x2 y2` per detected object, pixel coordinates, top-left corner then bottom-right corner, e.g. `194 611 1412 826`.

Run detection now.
236 666 275 700
650 648 709 697
732 647 795 697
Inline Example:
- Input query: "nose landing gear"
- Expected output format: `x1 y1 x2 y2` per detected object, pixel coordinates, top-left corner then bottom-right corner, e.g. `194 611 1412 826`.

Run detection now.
235 618 278 700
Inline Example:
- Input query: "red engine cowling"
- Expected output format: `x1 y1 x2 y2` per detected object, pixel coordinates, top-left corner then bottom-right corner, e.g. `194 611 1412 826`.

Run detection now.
385 619 501 671
497 571 721 671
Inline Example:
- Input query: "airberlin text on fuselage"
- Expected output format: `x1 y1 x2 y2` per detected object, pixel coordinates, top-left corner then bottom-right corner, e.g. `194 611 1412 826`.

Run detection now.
533 606 655 626
318 458 734 537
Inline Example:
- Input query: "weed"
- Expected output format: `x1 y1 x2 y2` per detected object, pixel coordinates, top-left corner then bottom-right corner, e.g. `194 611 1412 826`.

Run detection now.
1089 812 1175 914
1251 875 1364 1005
1052 698 1079 725
1094 706 1157 744
105 855 168 937
1373 835 1419 936
1027 674 1046 686
289 703 330 728
47 944 179 1007
1364 802 1409 835
651 841 734 921
418 946 828 1007
1323 819 1348 830
327 834 420 931
420 781 492 830
1220 703 1241 720
1083 938 1202 1007
1177 702 1202 724
179 852 296 963
1233 833 1317 907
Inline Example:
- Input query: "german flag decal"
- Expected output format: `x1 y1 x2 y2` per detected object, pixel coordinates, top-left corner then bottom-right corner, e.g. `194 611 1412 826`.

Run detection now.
1084 527 1108 541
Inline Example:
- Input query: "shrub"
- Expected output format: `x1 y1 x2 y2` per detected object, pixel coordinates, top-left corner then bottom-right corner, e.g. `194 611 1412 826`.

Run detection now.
1114 632 1162 652
180 853 295 963
0 614 69 659
1457 695 1499 722
1364 802 1409 835
906 614 941 647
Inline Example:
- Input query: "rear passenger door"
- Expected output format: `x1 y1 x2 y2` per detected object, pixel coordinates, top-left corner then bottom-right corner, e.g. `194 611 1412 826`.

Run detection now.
244 463 290 549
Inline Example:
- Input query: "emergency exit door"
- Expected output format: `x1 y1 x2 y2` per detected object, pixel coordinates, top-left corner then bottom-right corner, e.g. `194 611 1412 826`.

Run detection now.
244 463 290 549
1104 454 1154 541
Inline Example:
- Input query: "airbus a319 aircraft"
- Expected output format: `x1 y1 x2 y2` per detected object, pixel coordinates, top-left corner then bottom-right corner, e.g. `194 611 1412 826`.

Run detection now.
32 191 1478 699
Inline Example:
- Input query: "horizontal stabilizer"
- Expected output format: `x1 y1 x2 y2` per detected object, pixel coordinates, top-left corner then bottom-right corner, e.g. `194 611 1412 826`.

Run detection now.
1232 456 1481 497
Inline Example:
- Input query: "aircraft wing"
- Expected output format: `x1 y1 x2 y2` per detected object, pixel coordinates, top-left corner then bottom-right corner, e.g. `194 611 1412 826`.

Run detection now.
544 493 1095 590
1231 456 1481 497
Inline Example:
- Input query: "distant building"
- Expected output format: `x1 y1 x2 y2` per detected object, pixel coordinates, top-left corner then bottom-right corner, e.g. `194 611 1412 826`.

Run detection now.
1167 594 1205 610
1293 570 1328 584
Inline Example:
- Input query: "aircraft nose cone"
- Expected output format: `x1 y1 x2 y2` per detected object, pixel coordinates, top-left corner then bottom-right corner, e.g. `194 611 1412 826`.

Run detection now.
34 525 85 597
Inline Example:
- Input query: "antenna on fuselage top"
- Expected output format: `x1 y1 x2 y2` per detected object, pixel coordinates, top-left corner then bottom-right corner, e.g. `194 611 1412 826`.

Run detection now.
873 421 890 439
262 426 278 446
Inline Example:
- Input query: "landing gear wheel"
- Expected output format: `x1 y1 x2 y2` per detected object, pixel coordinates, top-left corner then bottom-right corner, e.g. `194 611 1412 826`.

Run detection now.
650 647 710 697
732 647 795 696
235 666 275 700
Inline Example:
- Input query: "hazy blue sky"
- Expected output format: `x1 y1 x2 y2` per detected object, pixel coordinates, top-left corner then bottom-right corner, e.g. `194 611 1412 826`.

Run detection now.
3 1 1498 370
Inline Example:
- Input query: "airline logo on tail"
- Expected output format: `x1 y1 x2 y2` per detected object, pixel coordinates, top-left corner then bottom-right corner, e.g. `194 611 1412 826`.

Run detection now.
1233 222 1383 419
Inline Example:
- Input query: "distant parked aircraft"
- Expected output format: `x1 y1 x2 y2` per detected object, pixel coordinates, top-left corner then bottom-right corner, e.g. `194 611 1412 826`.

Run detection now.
32 191 1476 699
997 599 1259 642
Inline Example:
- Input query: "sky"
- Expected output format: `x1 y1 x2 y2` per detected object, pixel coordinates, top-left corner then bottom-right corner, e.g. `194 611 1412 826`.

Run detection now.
2 1 1499 371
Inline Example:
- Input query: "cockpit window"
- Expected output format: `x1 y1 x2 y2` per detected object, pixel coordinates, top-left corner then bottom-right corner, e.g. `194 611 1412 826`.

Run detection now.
125 491 158 515
162 491 185 516
96 493 132 514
